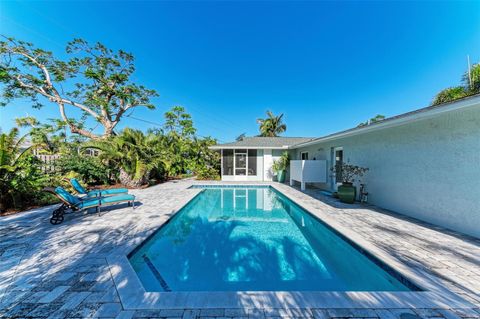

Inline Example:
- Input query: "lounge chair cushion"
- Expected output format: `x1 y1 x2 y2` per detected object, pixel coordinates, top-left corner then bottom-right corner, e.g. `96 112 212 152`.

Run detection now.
55 187 82 206
70 178 88 194
86 188 129 197
71 178 128 197
79 194 136 209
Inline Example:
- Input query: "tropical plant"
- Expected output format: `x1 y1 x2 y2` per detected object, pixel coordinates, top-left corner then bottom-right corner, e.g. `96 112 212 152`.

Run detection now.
0 37 158 139
164 106 196 138
431 62 480 106
195 166 220 180
190 136 220 179
56 151 112 185
148 106 220 179
162 106 197 175
357 114 386 127
15 116 69 154
257 111 287 137
84 128 161 187
464 62 480 92
0 128 45 212
272 151 290 173
431 87 468 106
331 163 369 184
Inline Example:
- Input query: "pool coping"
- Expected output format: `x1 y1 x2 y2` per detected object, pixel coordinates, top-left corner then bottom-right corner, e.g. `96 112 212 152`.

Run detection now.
107 182 474 309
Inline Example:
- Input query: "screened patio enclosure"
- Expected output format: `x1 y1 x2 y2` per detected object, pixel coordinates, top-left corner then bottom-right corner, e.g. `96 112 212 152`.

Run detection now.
210 137 315 182
221 149 263 181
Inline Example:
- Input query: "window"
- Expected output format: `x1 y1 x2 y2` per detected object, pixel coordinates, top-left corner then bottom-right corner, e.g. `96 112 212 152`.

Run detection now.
223 149 234 175
248 149 257 176
235 149 247 175
301 152 309 160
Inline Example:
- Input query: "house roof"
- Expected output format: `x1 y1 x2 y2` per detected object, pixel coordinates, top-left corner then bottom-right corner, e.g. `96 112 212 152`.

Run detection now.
293 93 480 149
210 94 480 151
209 136 315 149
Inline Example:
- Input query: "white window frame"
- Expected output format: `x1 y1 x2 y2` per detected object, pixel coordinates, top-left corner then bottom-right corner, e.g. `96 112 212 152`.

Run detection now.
301 151 309 160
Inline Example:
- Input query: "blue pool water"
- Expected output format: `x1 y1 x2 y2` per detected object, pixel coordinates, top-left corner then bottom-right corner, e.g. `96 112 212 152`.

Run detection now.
129 187 415 292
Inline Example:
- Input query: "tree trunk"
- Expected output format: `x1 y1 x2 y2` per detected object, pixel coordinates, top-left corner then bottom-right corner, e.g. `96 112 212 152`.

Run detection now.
119 168 149 188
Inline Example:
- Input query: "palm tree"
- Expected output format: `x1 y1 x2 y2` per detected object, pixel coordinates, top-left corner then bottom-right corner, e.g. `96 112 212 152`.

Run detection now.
0 128 34 212
84 128 161 188
257 111 287 137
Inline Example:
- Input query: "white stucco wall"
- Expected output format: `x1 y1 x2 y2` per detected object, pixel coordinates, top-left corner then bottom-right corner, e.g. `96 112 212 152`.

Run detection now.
260 149 286 181
263 149 274 181
294 105 480 238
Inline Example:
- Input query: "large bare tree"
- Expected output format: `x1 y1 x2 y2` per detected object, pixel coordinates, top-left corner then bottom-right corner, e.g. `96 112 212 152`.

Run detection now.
0 37 158 139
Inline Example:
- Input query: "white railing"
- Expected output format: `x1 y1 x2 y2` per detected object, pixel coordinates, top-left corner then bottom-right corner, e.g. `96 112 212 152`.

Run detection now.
290 160 327 190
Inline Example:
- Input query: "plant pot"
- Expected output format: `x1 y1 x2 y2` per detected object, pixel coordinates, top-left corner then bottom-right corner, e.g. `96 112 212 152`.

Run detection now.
277 170 286 183
338 183 356 204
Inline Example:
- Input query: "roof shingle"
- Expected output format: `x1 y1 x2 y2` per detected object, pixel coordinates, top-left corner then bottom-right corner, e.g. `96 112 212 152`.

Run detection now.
210 136 314 149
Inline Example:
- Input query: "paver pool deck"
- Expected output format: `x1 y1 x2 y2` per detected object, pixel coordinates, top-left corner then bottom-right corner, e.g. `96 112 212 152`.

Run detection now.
0 180 479 319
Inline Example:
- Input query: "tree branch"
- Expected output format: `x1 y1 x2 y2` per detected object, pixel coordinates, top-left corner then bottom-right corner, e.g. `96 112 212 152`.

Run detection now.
57 101 99 139
59 97 101 120
13 49 52 86
14 75 51 97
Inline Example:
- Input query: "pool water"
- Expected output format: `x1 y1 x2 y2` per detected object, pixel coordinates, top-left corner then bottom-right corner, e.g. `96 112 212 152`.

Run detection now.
129 187 414 292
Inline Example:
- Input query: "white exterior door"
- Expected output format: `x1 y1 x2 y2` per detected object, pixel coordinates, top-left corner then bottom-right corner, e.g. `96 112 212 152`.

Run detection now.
332 147 343 191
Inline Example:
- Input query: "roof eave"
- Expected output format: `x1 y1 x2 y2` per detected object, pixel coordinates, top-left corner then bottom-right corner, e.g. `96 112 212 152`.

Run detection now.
209 145 291 150
291 95 480 149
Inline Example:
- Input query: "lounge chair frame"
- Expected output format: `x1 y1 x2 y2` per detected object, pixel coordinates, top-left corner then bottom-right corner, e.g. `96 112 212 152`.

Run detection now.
43 187 135 225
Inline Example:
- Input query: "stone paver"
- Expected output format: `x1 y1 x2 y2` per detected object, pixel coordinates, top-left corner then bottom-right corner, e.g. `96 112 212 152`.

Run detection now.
93 302 122 318
275 182 480 307
59 291 91 310
37 285 70 303
0 180 479 318
115 310 135 319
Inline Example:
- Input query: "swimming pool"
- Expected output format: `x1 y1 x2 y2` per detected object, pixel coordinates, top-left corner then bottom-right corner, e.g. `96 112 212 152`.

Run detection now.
129 186 418 292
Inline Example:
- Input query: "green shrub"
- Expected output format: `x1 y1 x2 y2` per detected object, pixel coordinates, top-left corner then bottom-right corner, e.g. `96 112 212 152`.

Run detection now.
56 153 112 185
195 166 220 180
0 128 52 212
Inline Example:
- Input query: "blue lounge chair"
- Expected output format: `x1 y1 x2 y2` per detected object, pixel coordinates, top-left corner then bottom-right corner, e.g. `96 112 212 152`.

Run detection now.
44 187 136 225
69 178 128 197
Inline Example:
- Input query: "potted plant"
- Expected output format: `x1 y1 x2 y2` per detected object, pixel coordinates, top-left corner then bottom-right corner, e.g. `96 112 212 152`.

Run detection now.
331 163 368 203
272 151 290 183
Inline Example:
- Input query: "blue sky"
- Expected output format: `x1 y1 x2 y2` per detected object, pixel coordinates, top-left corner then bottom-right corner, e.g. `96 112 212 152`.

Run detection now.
1 1 479 142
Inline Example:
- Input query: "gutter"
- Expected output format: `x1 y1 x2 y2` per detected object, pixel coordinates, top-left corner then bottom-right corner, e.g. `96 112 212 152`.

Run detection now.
208 146 291 150
291 94 480 149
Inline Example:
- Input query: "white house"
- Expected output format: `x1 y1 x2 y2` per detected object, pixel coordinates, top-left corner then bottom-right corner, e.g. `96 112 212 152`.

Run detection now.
210 95 480 238
210 137 314 182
